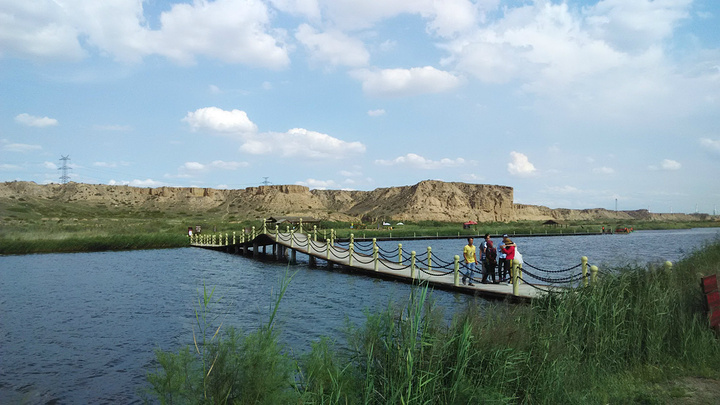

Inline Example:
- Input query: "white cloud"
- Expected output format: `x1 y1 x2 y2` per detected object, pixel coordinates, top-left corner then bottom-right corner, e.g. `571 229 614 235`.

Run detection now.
109 178 165 187
240 128 366 159
92 124 131 131
180 160 249 172
507 151 537 177
44 161 58 170
661 159 682 170
3 143 42 152
545 185 582 195
367 109 385 117
295 24 369 67
183 107 258 134
352 66 462 97
0 0 289 67
15 113 58 127
593 166 615 174
0 164 21 171
296 178 338 189
701 138 720 153
375 153 465 169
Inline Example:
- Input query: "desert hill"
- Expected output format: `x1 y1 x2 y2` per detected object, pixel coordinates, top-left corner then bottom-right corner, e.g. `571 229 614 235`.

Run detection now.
0 180 712 223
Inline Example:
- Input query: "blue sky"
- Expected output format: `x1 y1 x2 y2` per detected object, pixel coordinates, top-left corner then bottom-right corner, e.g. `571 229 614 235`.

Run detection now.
1 0 719 214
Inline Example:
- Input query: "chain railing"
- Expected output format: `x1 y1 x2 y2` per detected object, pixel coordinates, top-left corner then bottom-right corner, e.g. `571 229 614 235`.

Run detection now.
188 229 655 297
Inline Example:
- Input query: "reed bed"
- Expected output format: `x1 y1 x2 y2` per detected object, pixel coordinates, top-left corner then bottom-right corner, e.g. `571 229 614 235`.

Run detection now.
146 240 720 404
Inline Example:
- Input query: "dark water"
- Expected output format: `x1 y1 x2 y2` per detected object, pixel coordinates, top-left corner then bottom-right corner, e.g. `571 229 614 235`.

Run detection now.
1 228 718 403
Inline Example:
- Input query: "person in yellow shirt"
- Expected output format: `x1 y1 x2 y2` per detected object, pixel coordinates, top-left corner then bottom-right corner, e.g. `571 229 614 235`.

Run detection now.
462 237 477 286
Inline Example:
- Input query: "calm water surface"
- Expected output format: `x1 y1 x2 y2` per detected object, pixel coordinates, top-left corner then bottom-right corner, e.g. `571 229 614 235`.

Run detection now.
1 228 718 403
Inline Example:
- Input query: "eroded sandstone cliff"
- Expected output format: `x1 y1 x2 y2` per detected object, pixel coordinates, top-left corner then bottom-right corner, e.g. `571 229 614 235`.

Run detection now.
0 180 712 223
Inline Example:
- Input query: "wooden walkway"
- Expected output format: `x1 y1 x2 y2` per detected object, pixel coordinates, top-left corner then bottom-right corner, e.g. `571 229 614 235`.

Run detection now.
191 232 563 302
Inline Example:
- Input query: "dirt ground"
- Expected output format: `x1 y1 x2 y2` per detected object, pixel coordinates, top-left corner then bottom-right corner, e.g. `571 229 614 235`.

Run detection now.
664 377 720 404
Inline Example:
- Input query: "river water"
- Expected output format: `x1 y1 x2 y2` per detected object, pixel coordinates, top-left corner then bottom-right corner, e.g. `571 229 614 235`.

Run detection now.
1 228 718 403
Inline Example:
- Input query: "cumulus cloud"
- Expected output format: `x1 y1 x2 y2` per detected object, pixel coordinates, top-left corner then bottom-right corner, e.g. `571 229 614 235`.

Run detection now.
593 166 615 174
44 161 58 170
701 138 720 153
367 109 385 117
295 24 369 67
375 153 465 169
296 178 338 189
507 151 537 177
3 142 42 152
180 160 249 171
351 66 462 97
661 159 682 170
240 128 366 159
109 178 165 187
15 113 58 127
183 107 258 134
1 0 289 67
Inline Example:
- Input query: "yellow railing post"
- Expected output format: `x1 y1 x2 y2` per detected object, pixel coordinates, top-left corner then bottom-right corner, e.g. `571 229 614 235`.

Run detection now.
591 265 599 285
263 218 267 234
212 234 216 245
313 225 317 242
398 243 403 264
326 239 330 261
373 246 379 271
290 228 295 249
233 232 236 245
454 255 460 286
411 251 416 279
372 238 377 258
299 218 303 234
427 247 432 272
512 259 521 296
350 233 354 246
225 233 228 245
275 225 279 242
349 243 354 266
251 226 256 240
581 256 588 287
664 261 673 273
331 229 335 247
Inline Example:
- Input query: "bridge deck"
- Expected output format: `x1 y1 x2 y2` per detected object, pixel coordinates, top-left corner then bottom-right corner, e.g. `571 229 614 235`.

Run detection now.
193 232 561 302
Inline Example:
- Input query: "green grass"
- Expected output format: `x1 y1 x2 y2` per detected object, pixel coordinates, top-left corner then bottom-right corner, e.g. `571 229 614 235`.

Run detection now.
145 240 720 404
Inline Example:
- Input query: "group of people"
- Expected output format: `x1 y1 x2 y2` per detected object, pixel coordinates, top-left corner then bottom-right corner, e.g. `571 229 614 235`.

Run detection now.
461 234 518 286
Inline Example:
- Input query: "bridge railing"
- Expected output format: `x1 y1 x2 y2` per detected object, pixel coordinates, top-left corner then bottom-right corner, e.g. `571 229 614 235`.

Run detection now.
190 227 674 297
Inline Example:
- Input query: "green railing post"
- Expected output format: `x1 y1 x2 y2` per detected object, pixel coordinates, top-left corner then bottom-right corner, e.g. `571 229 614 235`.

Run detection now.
454 255 460 286
591 265 599 285
427 247 432 272
373 246 379 271
398 243 403 264
581 256 588 287
512 259 521 296
349 243 354 267
411 251 416 279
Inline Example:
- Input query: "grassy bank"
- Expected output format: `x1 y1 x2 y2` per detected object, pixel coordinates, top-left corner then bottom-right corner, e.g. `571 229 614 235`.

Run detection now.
146 240 720 404
2 215 717 255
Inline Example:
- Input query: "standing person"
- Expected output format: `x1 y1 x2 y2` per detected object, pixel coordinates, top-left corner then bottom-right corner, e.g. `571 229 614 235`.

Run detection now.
501 237 516 283
483 239 498 284
497 234 508 281
462 237 477 286
480 234 495 283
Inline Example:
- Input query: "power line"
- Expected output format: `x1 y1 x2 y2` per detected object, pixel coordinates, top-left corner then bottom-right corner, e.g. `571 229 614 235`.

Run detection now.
59 155 71 184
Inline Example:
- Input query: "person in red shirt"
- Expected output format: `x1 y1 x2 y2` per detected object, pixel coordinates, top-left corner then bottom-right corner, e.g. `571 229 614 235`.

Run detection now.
501 237 516 283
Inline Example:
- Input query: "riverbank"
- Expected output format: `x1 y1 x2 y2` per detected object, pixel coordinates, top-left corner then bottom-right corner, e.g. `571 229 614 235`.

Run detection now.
146 239 720 403
2 218 718 255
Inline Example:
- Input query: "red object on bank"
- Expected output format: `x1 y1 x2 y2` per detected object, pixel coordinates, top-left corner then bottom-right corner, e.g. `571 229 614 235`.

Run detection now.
701 275 720 330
